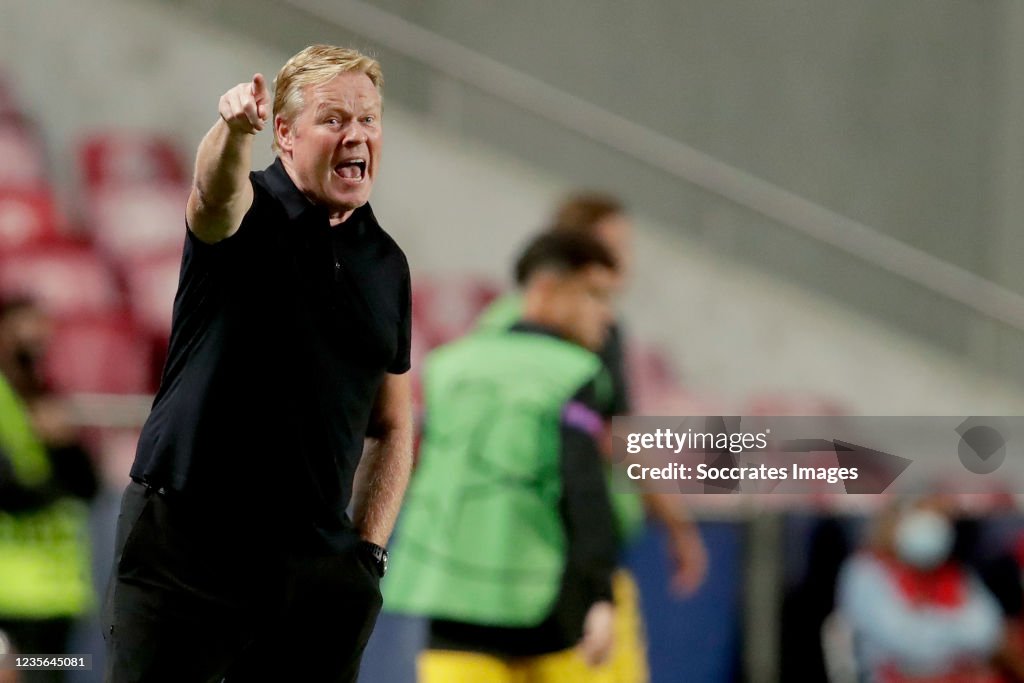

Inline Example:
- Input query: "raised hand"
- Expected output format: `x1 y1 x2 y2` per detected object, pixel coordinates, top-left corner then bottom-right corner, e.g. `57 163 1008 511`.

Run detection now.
218 73 270 135
668 526 708 596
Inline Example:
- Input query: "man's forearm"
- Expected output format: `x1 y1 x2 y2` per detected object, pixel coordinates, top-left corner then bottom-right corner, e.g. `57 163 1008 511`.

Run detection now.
188 74 268 242
192 119 254 212
351 427 413 546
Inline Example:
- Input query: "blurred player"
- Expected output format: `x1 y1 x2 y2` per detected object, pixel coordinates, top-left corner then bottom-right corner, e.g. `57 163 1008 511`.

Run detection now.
0 628 18 683
0 297 97 683
103 45 413 682
386 231 620 682
477 193 708 682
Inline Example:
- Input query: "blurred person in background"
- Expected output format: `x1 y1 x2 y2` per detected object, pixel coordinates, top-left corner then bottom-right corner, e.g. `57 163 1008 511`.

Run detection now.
476 192 707 682
103 44 413 682
0 628 19 683
837 495 1024 682
0 297 98 683
385 231 621 682
973 523 1024 669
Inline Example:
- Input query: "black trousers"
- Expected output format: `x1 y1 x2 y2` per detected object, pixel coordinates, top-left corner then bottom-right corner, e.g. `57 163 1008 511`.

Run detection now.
102 482 382 683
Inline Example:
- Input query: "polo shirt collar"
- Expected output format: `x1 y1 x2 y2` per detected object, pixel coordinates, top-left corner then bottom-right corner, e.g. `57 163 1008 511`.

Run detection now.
263 157 380 231
264 157 315 221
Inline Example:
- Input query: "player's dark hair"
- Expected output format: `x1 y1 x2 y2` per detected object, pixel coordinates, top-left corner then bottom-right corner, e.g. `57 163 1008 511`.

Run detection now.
514 230 618 286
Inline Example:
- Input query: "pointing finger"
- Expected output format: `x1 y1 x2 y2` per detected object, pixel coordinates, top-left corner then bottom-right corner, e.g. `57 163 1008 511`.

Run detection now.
252 73 269 103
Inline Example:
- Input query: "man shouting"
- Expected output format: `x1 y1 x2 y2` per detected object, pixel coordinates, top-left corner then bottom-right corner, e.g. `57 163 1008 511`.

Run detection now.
103 45 413 683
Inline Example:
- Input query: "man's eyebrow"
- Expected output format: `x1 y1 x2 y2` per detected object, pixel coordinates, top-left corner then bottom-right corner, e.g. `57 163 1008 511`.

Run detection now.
313 97 380 118
314 103 342 116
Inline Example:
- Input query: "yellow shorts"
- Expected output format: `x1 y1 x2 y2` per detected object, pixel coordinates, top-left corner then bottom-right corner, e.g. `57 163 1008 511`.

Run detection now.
418 570 649 683
603 569 650 683
419 647 593 683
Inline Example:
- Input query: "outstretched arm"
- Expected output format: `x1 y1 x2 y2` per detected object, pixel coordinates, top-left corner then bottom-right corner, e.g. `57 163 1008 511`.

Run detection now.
561 386 620 666
352 372 414 546
187 73 270 243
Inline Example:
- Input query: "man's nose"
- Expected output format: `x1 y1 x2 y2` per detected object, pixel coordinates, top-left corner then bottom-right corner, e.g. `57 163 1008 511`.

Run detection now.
340 121 368 145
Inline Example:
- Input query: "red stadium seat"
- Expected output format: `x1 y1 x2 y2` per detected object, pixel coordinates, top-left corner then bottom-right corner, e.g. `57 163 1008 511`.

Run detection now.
122 249 182 338
0 245 122 317
87 183 188 260
0 188 62 251
408 320 432 411
627 344 684 404
411 274 502 349
44 315 152 394
79 132 187 190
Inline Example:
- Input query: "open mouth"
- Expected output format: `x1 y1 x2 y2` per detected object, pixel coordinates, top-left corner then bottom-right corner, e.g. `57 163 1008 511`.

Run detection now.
334 159 367 182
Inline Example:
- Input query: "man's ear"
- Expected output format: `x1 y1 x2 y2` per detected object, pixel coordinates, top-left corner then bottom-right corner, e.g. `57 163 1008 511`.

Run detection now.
527 270 560 296
524 271 567 309
275 115 293 154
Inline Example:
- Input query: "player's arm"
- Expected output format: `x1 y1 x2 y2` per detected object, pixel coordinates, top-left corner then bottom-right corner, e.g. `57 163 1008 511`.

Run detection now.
560 381 619 665
643 491 708 595
598 331 708 594
186 74 270 244
0 445 55 512
352 372 414 546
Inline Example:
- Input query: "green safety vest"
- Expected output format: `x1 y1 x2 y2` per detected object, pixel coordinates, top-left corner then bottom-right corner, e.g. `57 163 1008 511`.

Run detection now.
475 293 646 541
0 374 92 618
473 292 525 335
384 330 608 625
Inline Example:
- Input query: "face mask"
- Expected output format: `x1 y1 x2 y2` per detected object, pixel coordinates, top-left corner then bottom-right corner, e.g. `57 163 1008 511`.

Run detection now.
894 509 954 570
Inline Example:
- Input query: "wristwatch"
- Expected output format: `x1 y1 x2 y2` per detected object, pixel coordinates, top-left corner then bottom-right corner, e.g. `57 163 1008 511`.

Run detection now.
361 541 388 577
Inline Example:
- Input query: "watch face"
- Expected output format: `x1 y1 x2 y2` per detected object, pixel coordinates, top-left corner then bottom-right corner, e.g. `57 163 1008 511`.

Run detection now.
364 542 388 577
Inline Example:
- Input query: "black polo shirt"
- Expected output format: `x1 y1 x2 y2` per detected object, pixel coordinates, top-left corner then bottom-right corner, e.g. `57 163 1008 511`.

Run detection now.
130 158 411 548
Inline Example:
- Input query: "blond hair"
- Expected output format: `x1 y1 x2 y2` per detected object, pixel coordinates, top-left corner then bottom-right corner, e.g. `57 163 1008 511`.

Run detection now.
272 44 383 153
